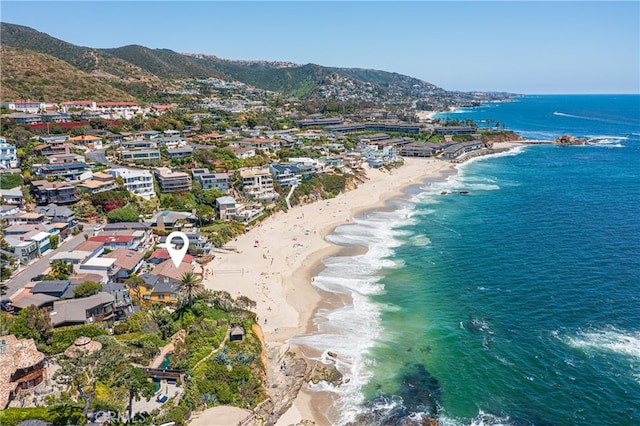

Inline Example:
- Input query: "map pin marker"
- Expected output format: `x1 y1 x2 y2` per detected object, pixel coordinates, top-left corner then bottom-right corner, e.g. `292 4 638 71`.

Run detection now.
166 231 189 268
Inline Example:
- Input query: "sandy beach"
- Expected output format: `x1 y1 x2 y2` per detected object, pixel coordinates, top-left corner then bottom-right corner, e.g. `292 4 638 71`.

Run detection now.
198 142 521 425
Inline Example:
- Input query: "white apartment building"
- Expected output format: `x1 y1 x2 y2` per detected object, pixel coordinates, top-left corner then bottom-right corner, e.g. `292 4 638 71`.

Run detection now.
107 168 156 200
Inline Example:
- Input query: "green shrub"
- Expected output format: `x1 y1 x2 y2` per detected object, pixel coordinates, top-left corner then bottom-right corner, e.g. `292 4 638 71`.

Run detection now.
49 324 107 354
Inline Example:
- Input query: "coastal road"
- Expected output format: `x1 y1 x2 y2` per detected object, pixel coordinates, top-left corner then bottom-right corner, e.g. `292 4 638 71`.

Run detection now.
86 148 118 168
4 228 91 298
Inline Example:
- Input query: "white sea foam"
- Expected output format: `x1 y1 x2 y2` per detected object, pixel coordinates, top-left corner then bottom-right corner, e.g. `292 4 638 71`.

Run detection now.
410 234 432 247
565 327 640 359
290 205 417 425
439 411 513 426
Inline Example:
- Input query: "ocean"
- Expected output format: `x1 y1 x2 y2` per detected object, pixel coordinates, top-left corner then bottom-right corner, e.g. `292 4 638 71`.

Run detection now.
291 95 640 425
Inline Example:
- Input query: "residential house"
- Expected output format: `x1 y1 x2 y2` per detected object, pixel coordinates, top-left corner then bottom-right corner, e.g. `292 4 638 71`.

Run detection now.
270 163 302 187
146 210 197 231
154 167 192 193
31 280 71 298
103 248 144 282
49 250 97 266
0 188 24 206
34 162 91 181
88 235 137 250
147 248 193 266
7 113 42 125
0 140 19 170
3 211 45 226
34 140 74 156
50 292 115 327
159 231 212 255
0 205 20 218
192 169 229 193
234 202 264 223
70 239 105 259
1 101 46 113
76 257 117 282
119 149 161 163
30 180 79 205
121 140 157 150
164 146 194 159
235 138 280 152
139 130 162 140
60 100 95 113
0 335 47 409
153 136 185 149
68 135 103 150
231 147 256 159
215 196 237 221
102 282 134 320
46 153 85 165
238 167 277 202
95 102 141 120
103 222 152 247
77 172 117 194
107 168 156 200
35 204 76 224
10 288 59 312
3 237 37 264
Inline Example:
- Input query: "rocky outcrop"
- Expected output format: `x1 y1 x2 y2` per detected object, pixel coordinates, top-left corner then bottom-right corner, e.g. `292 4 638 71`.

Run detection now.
256 343 312 426
555 134 588 145
309 361 344 386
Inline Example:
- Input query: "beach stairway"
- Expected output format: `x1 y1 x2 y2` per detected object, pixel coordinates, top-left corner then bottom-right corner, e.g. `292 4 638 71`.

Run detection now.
285 184 298 210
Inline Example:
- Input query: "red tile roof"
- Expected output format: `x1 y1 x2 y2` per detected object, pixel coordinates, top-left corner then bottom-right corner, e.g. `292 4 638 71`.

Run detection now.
149 248 193 264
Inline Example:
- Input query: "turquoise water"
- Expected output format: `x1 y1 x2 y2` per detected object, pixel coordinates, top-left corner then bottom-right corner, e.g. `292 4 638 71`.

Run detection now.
294 95 640 425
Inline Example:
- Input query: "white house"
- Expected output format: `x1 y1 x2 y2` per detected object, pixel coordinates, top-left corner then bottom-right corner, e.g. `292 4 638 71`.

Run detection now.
107 168 156 200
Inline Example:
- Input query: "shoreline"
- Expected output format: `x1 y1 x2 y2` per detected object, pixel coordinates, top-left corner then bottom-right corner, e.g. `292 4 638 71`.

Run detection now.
198 142 523 425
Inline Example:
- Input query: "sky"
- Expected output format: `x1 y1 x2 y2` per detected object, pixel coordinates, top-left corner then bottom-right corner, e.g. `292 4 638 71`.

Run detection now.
1 1 639 94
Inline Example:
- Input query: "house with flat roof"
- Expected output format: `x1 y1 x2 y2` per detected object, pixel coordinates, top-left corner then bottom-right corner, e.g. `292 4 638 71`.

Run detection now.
154 167 192 193
88 235 136 250
270 163 302 188
107 168 156 199
215 196 237 221
77 172 117 194
30 180 79 205
34 162 91 182
164 146 194 159
238 167 277 202
119 148 161 164
192 169 229 193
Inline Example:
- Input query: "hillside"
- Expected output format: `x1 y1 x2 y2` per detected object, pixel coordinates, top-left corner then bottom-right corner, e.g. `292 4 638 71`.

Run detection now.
0 22 516 105
0 23 178 99
0 46 137 102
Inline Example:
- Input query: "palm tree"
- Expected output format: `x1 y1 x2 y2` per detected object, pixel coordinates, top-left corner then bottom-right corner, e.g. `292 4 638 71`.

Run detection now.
50 260 73 280
178 271 203 308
